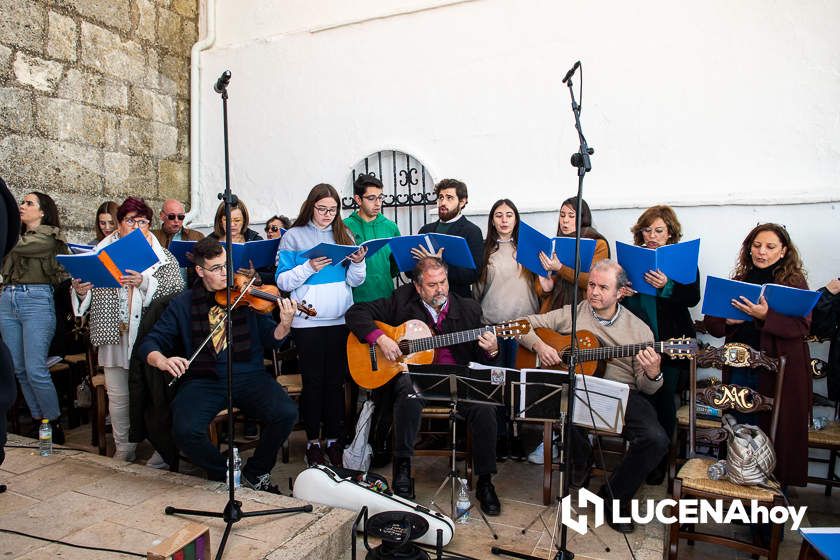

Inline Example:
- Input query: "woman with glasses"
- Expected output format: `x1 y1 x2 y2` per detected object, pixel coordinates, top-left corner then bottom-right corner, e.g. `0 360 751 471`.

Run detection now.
71 197 184 461
264 215 291 240
90 201 118 245
276 184 366 467
0 192 69 443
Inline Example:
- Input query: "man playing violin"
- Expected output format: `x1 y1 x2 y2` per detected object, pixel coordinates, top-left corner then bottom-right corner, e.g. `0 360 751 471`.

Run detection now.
138 236 297 493
516 259 668 533
345 256 503 515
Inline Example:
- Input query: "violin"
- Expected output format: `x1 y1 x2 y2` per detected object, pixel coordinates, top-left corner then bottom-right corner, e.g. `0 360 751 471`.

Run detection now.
217 273 316 317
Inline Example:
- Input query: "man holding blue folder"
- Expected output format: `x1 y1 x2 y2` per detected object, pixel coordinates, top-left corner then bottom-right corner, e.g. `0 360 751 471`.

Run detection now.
414 179 483 298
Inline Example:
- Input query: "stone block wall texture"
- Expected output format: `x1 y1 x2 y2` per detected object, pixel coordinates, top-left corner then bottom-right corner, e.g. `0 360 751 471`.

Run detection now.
0 0 197 242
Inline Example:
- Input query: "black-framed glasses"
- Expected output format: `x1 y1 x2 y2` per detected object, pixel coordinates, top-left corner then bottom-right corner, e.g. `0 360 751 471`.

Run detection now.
314 206 338 216
198 264 226 274
361 194 385 202
166 213 186 221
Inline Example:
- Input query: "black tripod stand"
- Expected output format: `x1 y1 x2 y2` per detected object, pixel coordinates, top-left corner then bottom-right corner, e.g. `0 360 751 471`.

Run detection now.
163 70 311 559
492 60 593 560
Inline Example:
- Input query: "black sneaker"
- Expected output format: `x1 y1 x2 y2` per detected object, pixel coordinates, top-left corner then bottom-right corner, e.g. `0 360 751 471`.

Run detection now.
392 457 414 499
305 444 325 467
325 442 343 468
50 420 65 445
242 472 282 494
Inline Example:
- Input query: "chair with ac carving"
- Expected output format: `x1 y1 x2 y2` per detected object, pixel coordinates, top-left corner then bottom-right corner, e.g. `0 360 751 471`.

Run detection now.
667 342 787 560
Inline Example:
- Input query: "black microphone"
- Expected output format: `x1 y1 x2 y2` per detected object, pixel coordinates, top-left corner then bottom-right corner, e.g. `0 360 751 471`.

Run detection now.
562 61 580 84
214 70 231 93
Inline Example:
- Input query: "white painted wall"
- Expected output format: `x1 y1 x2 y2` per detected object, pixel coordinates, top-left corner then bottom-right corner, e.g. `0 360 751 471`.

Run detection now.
192 0 840 286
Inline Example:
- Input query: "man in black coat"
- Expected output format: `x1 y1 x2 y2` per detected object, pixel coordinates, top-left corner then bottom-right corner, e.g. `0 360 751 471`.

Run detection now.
0 177 21 493
345 257 503 515
413 179 483 299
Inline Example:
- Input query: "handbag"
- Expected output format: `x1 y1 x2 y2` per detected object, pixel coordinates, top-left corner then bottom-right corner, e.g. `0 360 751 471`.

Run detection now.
722 414 776 486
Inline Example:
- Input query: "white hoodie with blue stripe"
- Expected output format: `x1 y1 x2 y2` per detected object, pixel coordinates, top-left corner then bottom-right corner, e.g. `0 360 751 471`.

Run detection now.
275 221 366 328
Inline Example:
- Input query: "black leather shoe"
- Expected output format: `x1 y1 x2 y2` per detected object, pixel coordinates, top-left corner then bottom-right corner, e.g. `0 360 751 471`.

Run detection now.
476 481 501 516
392 458 414 499
50 421 65 445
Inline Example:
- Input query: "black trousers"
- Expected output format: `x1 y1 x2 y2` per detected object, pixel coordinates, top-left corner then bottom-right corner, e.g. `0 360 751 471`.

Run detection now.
572 390 669 504
0 340 16 468
391 373 497 476
294 325 348 441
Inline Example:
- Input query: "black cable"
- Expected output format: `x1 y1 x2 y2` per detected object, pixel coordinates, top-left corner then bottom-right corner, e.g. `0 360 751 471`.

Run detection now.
0 528 145 557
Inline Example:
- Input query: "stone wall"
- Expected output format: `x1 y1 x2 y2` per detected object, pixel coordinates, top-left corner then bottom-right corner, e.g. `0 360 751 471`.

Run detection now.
0 0 197 242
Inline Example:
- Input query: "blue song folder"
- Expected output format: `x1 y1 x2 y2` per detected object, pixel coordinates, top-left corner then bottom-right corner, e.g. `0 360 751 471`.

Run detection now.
800 527 840 560
701 276 821 320
515 222 596 276
300 237 392 266
170 238 281 270
56 229 159 288
615 239 700 296
388 233 477 272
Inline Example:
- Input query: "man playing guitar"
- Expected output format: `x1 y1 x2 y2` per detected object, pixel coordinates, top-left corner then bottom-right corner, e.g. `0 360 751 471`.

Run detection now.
516 258 669 534
345 257 503 515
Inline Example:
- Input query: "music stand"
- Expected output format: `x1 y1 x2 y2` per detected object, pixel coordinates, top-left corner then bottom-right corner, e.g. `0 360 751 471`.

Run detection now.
492 369 622 559
406 364 503 540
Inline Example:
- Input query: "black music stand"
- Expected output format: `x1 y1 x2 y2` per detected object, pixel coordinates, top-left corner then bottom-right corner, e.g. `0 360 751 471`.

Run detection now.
406 364 504 540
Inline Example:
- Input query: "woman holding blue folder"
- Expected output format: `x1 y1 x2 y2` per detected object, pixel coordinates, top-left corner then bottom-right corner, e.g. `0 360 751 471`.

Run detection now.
621 205 700 484
703 223 811 487
535 196 610 313
0 192 68 443
275 184 366 468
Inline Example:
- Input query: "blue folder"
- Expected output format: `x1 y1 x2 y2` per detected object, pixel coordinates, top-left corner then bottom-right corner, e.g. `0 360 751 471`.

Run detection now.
800 527 840 560
388 233 476 272
300 237 392 266
516 222 596 276
701 276 820 320
57 229 159 288
615 239 700 296
67 243 95 254
170 238 281 270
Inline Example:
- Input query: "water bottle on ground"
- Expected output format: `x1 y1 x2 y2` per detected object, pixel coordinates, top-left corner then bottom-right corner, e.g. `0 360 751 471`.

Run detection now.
230 447 241 488
39 419 52 457
455 478 471 524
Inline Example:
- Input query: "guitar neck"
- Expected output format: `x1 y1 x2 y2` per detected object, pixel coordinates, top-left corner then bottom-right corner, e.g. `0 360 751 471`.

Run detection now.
407 325 495 353
575 341 663 363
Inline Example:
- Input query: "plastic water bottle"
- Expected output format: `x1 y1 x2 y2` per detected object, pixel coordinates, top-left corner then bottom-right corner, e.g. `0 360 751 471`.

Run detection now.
38 419 52 457
813 416 830 431
707 460 727 480
455 478 471 524
230 447 241 488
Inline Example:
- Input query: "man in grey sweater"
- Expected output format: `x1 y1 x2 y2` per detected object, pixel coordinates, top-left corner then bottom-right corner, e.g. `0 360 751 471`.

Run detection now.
514 259 668 533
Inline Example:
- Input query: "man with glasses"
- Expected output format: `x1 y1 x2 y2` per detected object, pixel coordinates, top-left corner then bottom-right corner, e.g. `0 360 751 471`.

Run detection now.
139 236 298 492
153 199 203 283
344 174 401 303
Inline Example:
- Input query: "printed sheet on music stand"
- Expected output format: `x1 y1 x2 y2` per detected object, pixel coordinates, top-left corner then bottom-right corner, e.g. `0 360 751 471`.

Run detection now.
405 363 505 407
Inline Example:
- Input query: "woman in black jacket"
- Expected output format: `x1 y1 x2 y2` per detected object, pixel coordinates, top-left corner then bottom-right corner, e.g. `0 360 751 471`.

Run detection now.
812 277 840 402
622 205 700 483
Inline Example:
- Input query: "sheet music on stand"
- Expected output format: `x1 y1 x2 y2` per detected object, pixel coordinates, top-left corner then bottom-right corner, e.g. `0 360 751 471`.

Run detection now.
509 368 628 434
406 363 505 407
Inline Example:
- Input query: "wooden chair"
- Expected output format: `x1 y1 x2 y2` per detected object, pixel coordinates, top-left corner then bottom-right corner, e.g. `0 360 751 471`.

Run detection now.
277 372 302 463
806 410 840 496
667 342 787 560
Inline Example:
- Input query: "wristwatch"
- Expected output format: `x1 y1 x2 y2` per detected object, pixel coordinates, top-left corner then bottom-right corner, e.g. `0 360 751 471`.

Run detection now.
650 371 663 382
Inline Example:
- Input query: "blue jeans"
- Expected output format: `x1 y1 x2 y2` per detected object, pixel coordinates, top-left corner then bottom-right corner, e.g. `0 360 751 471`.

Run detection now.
0 285 60 420
171 371 298 480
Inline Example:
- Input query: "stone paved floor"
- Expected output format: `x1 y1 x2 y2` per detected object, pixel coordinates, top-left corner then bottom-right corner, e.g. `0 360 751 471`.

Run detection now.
4 421 838 559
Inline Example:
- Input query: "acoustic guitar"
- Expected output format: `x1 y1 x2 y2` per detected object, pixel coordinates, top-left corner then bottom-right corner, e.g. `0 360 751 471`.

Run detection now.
515 327 697 376
347 319 531 389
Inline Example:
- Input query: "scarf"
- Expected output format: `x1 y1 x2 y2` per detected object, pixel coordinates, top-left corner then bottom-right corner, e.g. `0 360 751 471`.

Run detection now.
189 283 251 377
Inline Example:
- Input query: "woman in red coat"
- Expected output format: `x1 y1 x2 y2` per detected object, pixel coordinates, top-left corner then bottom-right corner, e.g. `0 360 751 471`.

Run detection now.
703 223 811 487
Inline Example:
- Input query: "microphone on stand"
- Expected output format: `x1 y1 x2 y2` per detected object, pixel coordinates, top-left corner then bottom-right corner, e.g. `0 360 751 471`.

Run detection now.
214 70 232 93
562 61 581 84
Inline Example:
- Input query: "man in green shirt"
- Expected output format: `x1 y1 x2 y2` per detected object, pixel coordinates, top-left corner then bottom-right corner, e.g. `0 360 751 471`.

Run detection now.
344 174 401 303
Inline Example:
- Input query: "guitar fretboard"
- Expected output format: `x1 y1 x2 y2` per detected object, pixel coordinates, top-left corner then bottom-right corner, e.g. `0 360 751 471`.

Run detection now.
406 325 496 353
570 341 664 363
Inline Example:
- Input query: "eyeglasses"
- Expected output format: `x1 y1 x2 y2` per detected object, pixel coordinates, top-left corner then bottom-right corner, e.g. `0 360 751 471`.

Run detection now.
314 206 338 216
198 264 226 274
124 218 150 227
265 225 282 233
166 213 186 221
361 194 385 202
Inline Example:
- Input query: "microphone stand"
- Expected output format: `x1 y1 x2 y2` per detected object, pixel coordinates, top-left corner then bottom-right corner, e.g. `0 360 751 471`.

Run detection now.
163 70 311 560
493 61 592 560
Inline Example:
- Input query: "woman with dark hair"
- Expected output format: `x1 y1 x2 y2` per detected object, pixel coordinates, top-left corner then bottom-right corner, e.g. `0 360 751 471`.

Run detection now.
71 197 184 462
621 205 700 484
264 215 291 240
703 223 811 487
0 192 68 442
536 196 610 313
90 201 119 245
474 199 538 461
276 183 366 467
209 199 262 243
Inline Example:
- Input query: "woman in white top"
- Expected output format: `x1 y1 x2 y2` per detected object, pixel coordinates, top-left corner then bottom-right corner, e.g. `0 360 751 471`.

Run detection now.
72 197 184 461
